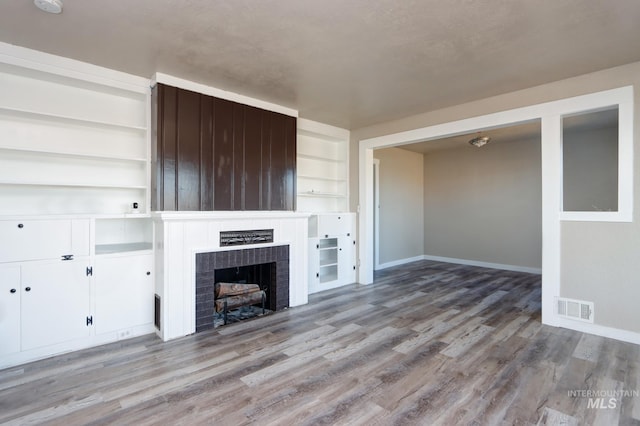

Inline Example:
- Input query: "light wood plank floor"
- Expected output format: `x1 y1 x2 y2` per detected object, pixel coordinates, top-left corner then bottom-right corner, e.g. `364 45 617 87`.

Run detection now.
1 260 639 425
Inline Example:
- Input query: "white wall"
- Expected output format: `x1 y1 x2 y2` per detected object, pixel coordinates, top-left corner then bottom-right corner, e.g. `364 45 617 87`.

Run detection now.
373 147 424 266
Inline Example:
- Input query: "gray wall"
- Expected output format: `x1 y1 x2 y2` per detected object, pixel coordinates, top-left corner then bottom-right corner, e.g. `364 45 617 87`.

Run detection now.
422 137 541 269
350 60 640 334
373 147 424 266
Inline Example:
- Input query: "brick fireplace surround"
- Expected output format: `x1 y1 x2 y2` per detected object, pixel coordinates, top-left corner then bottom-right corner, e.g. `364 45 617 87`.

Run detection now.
195 245 290 332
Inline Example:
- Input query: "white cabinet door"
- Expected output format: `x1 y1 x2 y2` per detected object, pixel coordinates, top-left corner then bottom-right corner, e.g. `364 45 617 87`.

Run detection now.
0 265 21 355
338 236 356 285
319 214 350 237
0 220 72 263
308 239 320 293
21 261 91 350
94 254 154 335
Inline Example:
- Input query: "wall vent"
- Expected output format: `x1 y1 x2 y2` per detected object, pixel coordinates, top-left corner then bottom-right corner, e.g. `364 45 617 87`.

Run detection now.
556 297 594 323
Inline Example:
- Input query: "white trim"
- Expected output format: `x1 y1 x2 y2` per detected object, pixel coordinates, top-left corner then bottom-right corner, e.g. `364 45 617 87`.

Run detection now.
376 254 542 274
151 211 310 221
153 73 298 118
421 255 542 274
373 159 381 271
556 317 640 346
377 255 425 271
0 41 149 92
541 114 562 327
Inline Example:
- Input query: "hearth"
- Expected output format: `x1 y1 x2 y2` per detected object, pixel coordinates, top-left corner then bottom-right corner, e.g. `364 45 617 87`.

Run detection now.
195 245 289 332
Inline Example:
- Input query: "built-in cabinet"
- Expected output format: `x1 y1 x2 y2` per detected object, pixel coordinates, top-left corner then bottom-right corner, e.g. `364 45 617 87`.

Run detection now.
20 261 91 351
94 253 153 336
308 213 356 294
152 83 297 212
0 217 155 367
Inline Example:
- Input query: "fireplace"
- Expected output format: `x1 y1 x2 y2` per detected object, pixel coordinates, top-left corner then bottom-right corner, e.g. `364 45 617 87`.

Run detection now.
195 245 289 332
152 211 308 341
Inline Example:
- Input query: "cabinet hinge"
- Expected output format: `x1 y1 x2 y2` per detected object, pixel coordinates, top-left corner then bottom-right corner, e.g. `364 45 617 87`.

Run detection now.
86 316 93 326
61 254 74 261
86 266 93 276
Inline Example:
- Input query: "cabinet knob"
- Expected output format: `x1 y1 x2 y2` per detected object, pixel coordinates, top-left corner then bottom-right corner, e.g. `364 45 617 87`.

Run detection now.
146 271 151 276
18 223 24 228
25 287 31 292
10 288 16 294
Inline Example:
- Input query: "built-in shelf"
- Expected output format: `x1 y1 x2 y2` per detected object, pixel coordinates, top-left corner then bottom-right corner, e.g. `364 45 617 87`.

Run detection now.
297 153 343 163
298 192 346 198
297 119 349 213
95 242 153 255
0 181 147 190
0 54 149 217
0 106 147 131
298 174 347 182
0 146 147 163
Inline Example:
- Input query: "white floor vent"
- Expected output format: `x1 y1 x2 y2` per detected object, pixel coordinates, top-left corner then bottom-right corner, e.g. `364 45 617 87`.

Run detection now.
556 297 594 323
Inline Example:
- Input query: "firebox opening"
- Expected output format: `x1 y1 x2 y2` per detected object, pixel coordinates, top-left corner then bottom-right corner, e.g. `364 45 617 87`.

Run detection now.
213 262 276 324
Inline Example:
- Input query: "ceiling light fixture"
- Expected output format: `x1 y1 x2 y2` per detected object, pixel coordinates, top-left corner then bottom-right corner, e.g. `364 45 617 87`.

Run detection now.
34 0 63 14
468 134 491 148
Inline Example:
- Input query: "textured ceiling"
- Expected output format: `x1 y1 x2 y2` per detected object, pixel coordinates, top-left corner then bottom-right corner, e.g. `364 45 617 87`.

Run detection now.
1 1 640 129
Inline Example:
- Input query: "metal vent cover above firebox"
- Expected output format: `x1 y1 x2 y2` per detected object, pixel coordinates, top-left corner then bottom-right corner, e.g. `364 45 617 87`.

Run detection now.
220 229 274 247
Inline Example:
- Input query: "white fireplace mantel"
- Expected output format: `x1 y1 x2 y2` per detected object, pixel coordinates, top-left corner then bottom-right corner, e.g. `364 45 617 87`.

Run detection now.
152 211 310 341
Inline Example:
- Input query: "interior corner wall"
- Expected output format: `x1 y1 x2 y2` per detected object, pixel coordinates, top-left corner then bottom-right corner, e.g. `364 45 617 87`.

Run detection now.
422 137 542 269
373 147 424 266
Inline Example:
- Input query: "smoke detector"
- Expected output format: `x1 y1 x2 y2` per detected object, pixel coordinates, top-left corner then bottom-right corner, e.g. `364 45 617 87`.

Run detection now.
34 0 63 14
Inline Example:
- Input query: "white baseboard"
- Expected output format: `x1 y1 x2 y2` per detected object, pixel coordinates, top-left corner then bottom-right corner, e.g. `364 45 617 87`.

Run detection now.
554 316 640 345
376 254 542 274
376 255 426 271
422 254 542 274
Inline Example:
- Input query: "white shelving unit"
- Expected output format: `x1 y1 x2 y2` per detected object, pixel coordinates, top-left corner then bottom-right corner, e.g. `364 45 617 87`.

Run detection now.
0 44 155 369
0 60 150 216
296 119 350 212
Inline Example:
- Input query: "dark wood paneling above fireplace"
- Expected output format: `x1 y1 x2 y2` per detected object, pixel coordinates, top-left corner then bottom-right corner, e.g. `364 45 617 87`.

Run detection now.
152 83 296 211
